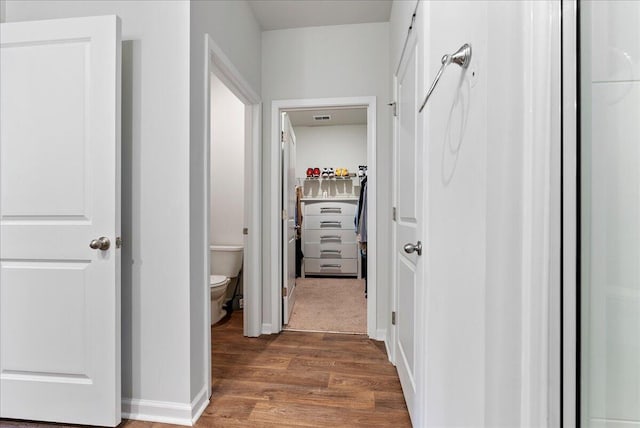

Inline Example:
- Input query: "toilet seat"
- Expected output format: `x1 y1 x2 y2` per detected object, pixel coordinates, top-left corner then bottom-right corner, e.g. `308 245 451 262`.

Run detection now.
210 275 228 287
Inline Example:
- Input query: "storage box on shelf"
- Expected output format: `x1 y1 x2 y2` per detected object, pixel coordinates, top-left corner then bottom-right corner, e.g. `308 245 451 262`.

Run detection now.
301 199 360 277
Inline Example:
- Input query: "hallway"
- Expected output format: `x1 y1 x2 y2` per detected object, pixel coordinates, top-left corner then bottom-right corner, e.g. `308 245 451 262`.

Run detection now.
201 311 411 426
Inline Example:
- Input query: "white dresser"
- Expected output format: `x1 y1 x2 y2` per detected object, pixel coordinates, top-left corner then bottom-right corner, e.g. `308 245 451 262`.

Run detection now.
302 199 360 277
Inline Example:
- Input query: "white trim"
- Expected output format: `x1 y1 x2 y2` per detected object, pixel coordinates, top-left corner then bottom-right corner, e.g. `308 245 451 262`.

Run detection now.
203 34 262 416
270 96 378 337
122 397 193 426
519 2 561 426
261 323 273 335
190 386 209 425
562 0 578 426
375 328 387 343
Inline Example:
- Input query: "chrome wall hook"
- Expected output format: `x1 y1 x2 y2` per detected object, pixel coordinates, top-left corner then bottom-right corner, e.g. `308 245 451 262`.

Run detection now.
419 43 472 113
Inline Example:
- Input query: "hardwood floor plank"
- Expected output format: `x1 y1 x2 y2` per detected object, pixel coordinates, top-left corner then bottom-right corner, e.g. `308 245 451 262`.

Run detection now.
328 372 405 393
288 356 399 377
248 401 412 427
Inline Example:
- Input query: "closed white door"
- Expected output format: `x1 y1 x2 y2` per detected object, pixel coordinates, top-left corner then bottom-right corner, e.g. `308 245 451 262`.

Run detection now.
0 16 121 426
282 112 297 325
393 6 425 426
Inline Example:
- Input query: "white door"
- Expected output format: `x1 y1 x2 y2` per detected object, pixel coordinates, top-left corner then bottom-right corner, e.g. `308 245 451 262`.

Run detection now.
0 16 122 426
282 112 297 325
393 5 425 426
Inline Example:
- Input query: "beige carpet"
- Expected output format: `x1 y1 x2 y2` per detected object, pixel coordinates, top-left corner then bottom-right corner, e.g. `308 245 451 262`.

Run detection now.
285 278 366 334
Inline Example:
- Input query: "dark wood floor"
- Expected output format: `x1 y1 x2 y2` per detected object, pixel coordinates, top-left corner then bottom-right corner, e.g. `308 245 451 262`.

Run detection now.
1 311 411 428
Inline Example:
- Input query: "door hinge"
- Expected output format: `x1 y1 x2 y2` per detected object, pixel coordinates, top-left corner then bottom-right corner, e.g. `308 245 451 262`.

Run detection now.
392 311 396 326
281 130 285 143
392 207 397 221
283 287 288 297
388 102 397 117
242 227 248 235
116 236 122 249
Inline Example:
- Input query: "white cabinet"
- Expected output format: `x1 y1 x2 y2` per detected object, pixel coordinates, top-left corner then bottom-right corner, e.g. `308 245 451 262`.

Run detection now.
302 199 359 277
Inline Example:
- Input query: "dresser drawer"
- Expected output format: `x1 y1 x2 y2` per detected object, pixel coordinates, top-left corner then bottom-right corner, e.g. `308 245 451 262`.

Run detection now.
304 215 354 230
304 201 357 216
303 229 356 244
304 242 358 259
304 258 358 275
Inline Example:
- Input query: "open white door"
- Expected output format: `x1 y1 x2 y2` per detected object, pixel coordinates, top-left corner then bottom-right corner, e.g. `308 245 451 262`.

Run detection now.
0 16 121 426
282 112 297 325
392 5 425 426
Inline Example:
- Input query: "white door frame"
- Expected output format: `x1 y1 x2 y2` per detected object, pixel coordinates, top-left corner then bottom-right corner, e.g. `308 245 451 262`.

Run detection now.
561 0 578 425
270 96 377 336
203 34 262 392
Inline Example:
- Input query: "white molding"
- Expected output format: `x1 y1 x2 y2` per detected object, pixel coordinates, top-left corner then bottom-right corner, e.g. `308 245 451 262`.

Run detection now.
122 397 192 426
261 323 273 335
561 1 578 426
190 385 209 424
270 96 378 336
519 2 561 426
203 33 262 407
375 328 387 343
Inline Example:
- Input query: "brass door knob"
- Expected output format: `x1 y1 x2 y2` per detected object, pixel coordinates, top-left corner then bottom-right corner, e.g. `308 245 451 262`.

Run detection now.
89 237 111 251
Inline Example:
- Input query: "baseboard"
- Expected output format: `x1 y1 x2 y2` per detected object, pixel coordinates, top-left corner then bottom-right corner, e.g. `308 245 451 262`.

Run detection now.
122 395 198 426
376 328 387 342
191 385 209 424
261 323 273 335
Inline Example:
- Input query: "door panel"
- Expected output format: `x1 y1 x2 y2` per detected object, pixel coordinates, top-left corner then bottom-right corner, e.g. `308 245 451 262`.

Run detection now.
282 113 297 325
0 16 121 426
393 5 424 425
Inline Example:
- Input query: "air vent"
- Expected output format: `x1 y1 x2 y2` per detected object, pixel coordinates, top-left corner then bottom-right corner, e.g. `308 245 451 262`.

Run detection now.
313 115 331 121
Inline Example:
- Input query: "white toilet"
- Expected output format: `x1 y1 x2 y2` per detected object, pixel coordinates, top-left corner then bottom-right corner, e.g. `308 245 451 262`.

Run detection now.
210 244 243 325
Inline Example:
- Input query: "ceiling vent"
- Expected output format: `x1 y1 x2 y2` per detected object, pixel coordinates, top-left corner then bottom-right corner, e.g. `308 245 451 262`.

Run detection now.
313 115 331 122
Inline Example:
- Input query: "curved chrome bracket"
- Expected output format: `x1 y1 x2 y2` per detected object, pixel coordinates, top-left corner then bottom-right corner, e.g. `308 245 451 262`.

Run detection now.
418 43 472 113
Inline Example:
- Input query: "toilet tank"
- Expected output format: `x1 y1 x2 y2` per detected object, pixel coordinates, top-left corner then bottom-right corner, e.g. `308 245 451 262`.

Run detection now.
210 244 243 277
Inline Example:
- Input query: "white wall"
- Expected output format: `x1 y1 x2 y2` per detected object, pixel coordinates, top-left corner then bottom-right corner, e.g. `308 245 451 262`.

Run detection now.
262 22 390 333
0 0 6 22
5 0 193 413
189 0 261 402
582 1 640 425
293 124 367 179
210 74 245 246
390 0 560 426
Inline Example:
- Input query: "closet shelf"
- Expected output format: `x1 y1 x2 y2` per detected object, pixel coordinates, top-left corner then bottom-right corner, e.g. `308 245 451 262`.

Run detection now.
301 175 357 181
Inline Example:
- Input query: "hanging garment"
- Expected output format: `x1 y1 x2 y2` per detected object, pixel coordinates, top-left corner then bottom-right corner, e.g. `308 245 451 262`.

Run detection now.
356 177 368 245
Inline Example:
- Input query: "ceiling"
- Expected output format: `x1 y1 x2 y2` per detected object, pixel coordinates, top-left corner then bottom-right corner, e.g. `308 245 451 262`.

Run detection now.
287 108 367 127
247 0 392 31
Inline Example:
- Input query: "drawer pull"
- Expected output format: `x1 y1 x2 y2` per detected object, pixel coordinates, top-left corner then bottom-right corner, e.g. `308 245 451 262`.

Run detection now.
320 207 342 213
321 264 342 268
321 249 342 255
320 235 342 241
320 221 342 227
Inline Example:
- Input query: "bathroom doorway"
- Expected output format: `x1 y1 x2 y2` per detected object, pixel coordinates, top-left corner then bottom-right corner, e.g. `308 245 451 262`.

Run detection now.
271 97 378 336
203 35 262 399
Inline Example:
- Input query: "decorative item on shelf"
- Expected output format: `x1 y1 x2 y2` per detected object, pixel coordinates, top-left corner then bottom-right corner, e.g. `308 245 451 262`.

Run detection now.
306 167 314 178
321 167 330 178
313 167 320 178
328 167 335 178
358 165 367 178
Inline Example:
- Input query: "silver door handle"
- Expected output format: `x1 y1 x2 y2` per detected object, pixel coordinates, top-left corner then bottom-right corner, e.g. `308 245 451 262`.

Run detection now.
90 237 111 251
403 241 422 256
